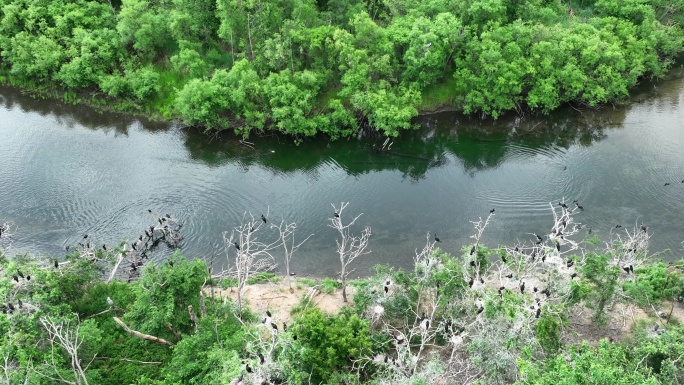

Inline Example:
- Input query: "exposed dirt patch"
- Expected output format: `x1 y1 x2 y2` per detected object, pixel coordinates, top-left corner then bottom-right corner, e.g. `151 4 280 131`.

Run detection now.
212 277 355 324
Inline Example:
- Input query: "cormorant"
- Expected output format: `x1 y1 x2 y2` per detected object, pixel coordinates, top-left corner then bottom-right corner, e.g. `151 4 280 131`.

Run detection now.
520 282 525 293
12 275 18 282
271 322 277 331
283 323 287 332
246 364 252 373
384 285 389 294
629 265 634 273
470 245 476 255
166 214 171 219
26 275 30 281
7 303 14 311
103 244 107 250
571 273 578 279
536 308 541 318
434 233 440 243
501 255 507 263
575 202 584 210
266 310 272 317
83 234 88 239
615 225 622 229
506 273 513 278
490 208 495 214
477 306 484 314
514 246 519 252
17 270 24 279
533 287 538 292
559 202 568 208
641 225 647 232
567 259 574 268
334 212 339 218
664 182 671 186
470 260 476 267
261 214 267 224
148 209 152 213
588 227 593 234
468 278 474 288
17 299 22 308
54 260 59 269
234 242 240 250
555 242 560 252
258 352 265 365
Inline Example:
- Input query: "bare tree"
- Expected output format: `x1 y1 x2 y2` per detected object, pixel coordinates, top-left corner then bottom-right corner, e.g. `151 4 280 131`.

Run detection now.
329 202 372 303
273 219 313 291
218 210 280 315
38 315 93 385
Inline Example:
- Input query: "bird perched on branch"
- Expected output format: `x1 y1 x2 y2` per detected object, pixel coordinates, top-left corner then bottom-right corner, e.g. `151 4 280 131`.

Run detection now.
261 214 267 224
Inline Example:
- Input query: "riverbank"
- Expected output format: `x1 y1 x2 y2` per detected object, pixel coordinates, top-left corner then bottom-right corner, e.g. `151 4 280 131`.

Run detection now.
1 0 682 141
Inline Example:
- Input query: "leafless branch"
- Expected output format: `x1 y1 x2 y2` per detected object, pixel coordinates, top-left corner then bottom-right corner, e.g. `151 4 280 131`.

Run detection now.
329 202 372 302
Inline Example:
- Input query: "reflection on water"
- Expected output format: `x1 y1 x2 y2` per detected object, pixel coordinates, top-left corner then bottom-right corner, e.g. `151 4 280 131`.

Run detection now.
1 66 683 276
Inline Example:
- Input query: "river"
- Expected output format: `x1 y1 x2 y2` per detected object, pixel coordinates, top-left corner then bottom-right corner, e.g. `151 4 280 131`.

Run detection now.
1 69 683 277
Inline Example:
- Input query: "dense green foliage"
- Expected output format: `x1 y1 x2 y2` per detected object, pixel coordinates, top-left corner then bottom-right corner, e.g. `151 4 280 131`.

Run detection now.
0 0 682 139
2 204 684 384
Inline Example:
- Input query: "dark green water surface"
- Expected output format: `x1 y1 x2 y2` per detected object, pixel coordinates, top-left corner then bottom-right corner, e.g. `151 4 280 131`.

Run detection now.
1 70 684 276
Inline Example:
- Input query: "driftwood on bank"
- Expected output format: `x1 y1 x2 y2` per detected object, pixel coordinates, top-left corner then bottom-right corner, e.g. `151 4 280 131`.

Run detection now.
113 317 174 346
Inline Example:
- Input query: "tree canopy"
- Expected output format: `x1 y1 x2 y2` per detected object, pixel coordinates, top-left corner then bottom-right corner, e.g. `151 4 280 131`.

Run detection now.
0 0 682 139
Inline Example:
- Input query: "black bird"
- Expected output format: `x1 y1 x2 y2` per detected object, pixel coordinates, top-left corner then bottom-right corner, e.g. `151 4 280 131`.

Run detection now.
501 255 507 263
17 270 24 279
588 227 593 234
103 244 107 251
139 235 143 241
26 275 30 281
541 255 546 262
533 287 538 292
266 310 272 317
249 226 255 233
384 285 389 294
166 214 171 219
158 218 163 225
283 323 287 332
477 306 484 314
536 308 541 318
498 286 505 294
261 214 267 224
559 202 568 209
468 278 474 288
246 364 253 373
542 288 550 297
470 245 476 255
271 322 278 331
622 266 630 274
17 299 22 308
641 225 647 232
664 182 671 186
555 242 561 252
7 303 14 311
234 242 240 250
571 273 578 279
258 352 265 365
479 277 484 284
83 234 88 239
629 265 634 273
506 273 513 278
132 242 137 251
434 233 440 243
470 260 476 268
334 212 339 218
575 202 584 210
536 234 543 241
520 282 525 293
514 246 519 252
65 245 70 251
12 275 18 282
54 260 59 269
615 225 622 229
567 259 574 268
489 208 495 214
148 209 152 213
